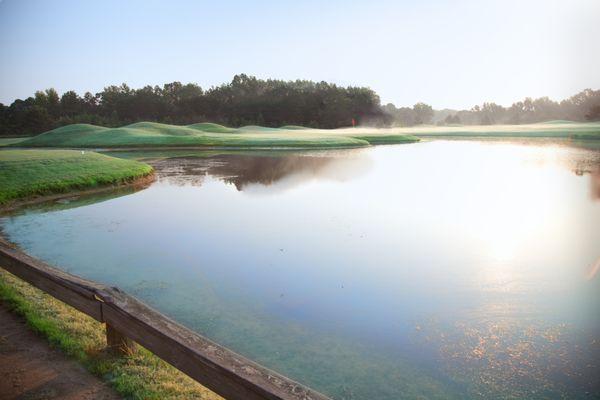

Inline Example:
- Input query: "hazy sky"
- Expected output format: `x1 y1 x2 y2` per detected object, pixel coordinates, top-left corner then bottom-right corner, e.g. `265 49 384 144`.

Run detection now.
1 0 598 109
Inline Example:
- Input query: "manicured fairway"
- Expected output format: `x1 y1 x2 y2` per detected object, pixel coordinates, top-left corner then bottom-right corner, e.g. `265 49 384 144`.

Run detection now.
12 121 600 149
0 137 28 147
404 121 600 140
15 122 419 148
0 150 153 205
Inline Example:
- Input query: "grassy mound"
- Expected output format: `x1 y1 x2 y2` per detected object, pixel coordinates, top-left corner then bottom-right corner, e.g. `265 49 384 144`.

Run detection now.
125 122 200 136
237 125 281 132
351 134 420 145
16 122 421 149
186 122 236 133
21 124 108 146
0 150 153 205
542 120 577 124
0 137 28 147
280 125 312 130
15 120 600 150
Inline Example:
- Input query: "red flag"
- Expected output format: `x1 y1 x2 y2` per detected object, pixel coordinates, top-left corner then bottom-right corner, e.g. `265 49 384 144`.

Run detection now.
351 118 356 127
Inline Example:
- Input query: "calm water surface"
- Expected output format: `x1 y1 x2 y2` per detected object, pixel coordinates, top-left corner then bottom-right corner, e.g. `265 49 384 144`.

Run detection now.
2 140 600 399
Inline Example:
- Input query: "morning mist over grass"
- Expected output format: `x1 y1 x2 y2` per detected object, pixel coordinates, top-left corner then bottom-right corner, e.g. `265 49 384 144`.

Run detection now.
1 1 600 400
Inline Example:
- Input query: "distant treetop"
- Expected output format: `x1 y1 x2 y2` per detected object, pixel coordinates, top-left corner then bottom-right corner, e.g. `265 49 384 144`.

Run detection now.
0 74 598 136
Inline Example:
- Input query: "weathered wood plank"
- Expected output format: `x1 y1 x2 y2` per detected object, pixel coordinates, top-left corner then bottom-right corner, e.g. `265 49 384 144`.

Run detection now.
99 290 330 400
0 238 331 400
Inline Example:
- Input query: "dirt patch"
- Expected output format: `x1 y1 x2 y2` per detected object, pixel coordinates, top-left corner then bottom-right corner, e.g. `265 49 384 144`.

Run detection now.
0 303 121 400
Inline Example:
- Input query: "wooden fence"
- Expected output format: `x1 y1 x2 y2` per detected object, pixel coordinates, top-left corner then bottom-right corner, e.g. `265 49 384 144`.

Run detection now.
0 237 330 400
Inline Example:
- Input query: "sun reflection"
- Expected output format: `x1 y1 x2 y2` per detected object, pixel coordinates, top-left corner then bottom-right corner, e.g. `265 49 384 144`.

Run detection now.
412 304 600 398
457 146 564 291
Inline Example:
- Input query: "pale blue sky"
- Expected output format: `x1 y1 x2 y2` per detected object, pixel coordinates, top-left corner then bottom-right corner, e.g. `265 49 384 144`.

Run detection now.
0 0 598 109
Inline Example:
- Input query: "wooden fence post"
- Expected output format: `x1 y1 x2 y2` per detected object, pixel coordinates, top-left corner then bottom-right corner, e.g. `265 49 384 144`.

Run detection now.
1 239 332 400
106 323 136 355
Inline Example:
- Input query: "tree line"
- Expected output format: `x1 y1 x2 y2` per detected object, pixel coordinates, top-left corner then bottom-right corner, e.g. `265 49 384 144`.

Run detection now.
443 90 600 126
384 89 600 126
0 74 386 136
1 74 599 136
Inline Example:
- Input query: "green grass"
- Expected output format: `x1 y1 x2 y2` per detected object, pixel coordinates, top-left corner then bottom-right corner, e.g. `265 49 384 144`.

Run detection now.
15 122 420 149
279 125 312 130
14 120 600 150
350 134 420 144
0 269 221 400
0 137 28 147
0 149 153 205
187 122 236 133
401 121 600 140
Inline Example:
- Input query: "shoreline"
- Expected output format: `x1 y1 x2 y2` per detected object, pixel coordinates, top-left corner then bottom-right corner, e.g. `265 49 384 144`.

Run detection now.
6 143 373 151
6 135 600 153
0 172 155 214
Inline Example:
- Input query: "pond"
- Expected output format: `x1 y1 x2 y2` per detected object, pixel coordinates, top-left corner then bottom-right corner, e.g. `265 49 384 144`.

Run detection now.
2 139 599 399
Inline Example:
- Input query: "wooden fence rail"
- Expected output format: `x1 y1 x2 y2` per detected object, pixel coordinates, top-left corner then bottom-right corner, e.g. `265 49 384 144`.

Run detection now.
0 238 330 400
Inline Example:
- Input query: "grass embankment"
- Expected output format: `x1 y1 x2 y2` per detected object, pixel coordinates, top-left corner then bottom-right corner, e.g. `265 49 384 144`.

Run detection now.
0 137 28 147
15 122 419 149
0 149 153 205
404 121 600 140
0 269 220 400
13 121 600 149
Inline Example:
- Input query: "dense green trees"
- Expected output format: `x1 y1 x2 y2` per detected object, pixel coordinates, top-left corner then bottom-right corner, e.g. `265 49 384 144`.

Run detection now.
438 90 600 126
0 74 385 136
385 89 599 127
382 103 434 127
0 74 598 136
444 114 461 125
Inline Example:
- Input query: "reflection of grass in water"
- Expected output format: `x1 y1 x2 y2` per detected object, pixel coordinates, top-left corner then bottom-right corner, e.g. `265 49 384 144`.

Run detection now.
102 148 371 192
102 149 234 162
1 185 140 217
412 307 600 399
347 134 419 144
102 148 355 162
0 150 152 205
101 149 367 169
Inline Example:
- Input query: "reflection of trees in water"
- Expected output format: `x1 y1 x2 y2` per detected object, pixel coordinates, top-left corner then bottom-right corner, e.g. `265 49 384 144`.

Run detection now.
210 155 337 190
3 186 141 216
151 157 209 187
569 148 600 200
152 153 367 191
575 165 600 201
592 167 600 200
